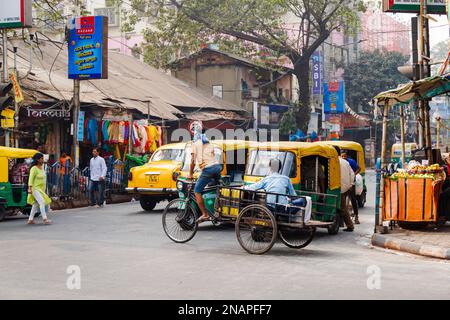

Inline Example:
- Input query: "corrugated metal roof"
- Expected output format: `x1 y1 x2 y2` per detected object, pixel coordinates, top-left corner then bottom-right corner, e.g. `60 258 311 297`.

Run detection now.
10 40 247 120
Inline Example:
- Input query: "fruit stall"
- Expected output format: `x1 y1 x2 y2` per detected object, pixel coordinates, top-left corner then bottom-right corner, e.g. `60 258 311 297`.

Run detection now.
373 73 450 231
382 164 445 225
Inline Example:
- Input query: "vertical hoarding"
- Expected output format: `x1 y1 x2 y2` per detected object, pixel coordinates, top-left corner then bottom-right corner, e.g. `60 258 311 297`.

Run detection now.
68 16 108 80
383 0 446 14
0 0 33 29
312 52 322 95
323 81 345 114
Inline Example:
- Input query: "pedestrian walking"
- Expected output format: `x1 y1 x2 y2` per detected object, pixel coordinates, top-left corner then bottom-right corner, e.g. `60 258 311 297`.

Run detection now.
27 153 52 225
89 148 107 208
334 147 355 232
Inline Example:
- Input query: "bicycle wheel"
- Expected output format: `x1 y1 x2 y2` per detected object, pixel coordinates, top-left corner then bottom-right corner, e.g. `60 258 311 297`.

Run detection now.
235 205 277 255
162 199 198 243
279 227 316 249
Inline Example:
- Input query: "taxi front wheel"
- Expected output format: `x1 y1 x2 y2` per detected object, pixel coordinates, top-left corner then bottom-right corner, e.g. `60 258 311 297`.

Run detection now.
140 196 157 212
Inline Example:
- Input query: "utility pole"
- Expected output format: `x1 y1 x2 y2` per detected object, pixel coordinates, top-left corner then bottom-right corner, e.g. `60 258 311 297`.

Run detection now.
2 29 9 147
419 0 433 162
73 1 81 167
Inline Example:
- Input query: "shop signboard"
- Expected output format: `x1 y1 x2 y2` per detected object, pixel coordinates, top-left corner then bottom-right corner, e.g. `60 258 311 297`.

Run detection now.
383 0 447 14
9 71 23 104
0 0 33 29
312 52 322 95
68 16 108 80
323 81 345 114
26 108 71 119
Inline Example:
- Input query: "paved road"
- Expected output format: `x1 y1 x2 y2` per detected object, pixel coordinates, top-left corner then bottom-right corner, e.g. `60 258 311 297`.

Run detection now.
0 171 449 299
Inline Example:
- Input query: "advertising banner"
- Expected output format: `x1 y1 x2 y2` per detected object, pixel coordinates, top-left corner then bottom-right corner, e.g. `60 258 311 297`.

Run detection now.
323 81 345 114
9 71 24 104
77 111 85 142
312 52 322 95
0 0 32 29
383 0 446 14
68 16 108 80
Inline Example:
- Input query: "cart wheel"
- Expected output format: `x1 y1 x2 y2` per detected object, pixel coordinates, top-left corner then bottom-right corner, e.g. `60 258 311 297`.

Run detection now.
327 213 341 235
235 205 277 255
162 199 198 243
279 227 316 249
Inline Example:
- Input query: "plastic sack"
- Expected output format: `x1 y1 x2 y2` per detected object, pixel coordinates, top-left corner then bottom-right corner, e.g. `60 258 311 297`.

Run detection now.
355 174 363 196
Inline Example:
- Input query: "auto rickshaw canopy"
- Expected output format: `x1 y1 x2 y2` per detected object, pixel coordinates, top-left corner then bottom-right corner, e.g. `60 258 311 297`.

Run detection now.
249 142 341 190
317 141 366 173
0 147 38 183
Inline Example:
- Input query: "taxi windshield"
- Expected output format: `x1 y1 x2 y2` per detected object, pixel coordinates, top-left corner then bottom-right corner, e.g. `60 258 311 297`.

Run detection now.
245 150 296 177
150 149 185 162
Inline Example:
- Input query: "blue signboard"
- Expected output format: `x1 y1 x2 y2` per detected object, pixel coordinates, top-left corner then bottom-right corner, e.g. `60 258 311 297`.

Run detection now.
323 81 345 114
312 52 322 95
68 16 108 80
77 111 85 142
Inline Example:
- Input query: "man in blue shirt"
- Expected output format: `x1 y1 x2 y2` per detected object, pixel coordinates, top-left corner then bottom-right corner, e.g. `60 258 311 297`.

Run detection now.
245 159 305 211
342 151 360 224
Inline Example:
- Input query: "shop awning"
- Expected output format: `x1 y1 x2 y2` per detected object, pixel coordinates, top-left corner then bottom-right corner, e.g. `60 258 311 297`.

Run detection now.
373 73 450 107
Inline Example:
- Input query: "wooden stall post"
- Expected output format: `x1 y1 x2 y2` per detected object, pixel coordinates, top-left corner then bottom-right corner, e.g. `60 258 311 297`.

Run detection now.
400 105 406 167
377 104 390 229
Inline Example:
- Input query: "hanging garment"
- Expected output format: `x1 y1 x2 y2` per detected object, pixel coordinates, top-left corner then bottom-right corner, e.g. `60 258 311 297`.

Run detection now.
87 119 99 145
132 124 141 147
102 121 110 143
124 122 130 145
139 125 148 153
148 125 160 153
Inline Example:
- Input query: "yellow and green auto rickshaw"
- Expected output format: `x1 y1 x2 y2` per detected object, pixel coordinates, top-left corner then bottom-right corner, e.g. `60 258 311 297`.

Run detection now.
0 146 38 221
318 141 367 208
244 142 343 234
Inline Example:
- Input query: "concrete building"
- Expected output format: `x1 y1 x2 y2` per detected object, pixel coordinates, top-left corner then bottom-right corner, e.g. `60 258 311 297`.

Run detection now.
359 11 410 54
170 47 294 130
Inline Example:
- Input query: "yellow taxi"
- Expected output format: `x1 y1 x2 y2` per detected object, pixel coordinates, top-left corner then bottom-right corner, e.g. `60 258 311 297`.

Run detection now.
127 143 187 211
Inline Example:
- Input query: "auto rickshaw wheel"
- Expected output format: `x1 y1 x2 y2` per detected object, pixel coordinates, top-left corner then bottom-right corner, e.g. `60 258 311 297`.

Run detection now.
140 196 157 212
0 205 6 221
235 205 277 255
327 213 341 235
279 227 316 249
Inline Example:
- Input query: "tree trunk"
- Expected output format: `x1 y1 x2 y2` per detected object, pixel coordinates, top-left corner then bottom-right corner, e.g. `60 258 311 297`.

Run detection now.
294 61 311 131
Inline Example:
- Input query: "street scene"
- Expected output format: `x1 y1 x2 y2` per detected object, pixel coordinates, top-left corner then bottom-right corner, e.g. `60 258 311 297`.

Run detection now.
0 0 450 302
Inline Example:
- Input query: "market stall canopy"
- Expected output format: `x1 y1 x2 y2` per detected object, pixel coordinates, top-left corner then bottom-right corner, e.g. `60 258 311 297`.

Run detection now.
373 73 450 108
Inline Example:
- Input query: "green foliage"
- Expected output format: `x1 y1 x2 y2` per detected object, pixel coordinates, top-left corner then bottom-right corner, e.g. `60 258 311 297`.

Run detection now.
280 101 310 134
344 50 410 113
431 40 449 75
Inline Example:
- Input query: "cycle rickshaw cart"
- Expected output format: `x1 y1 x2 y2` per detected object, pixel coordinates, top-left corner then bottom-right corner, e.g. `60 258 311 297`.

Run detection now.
162 179 334 254
244 142 343 235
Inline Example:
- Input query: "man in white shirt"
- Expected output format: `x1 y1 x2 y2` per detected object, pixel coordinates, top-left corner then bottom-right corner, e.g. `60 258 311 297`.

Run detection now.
334 146 355 232
89 148 107 208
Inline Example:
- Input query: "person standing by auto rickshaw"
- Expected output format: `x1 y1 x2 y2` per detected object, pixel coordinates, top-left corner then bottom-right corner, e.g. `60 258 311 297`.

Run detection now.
341 151 360 224
334 147 355 232
188 126 222 224
27 153 52 225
